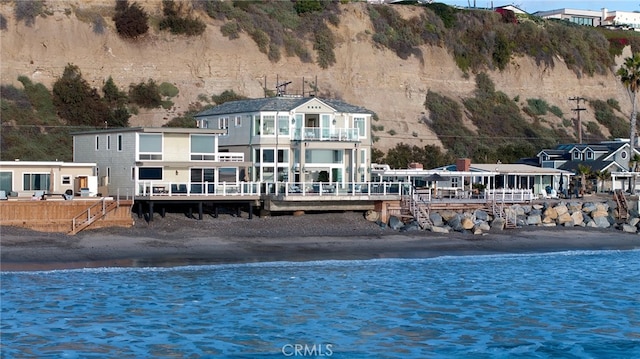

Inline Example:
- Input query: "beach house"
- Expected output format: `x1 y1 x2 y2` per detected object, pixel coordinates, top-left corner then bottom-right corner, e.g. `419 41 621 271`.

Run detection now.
72 127 251 196
194 96 373 186
0 160 97 198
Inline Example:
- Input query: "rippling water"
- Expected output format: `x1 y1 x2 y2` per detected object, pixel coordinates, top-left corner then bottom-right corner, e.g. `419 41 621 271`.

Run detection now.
2 250 640 358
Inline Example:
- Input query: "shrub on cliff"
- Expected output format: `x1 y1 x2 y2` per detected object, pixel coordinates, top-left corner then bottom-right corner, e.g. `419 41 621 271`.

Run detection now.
129 79 162 108
159 0 206 36
14 0 43 27
113 0 149 39
52 64 111 127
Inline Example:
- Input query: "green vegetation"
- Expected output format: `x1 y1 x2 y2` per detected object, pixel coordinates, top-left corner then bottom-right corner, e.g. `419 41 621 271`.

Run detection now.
524 98 550 116
113 0 149 39
129 79 162 108
14 0 44 27
381 143 452 170
369 4 613 76
159 0 206 36
590 99 629 139
211 89 247 105
197 0 337 68
0 14 8 30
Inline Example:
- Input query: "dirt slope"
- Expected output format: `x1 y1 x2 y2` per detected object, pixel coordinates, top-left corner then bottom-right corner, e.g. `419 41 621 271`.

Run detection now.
0 1 632 152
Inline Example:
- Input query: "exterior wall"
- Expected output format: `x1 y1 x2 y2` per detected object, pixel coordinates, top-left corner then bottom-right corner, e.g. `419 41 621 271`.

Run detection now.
0 162 95 197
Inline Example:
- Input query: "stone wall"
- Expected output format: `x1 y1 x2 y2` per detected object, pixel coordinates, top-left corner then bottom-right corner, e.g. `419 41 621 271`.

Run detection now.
385 200 640 235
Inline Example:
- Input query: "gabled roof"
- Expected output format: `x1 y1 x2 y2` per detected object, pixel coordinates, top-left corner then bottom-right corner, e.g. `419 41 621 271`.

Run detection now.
558 159 618 173
194 96 373 117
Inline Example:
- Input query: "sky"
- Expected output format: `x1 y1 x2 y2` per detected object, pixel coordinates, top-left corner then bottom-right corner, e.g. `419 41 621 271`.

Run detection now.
437 1 640 13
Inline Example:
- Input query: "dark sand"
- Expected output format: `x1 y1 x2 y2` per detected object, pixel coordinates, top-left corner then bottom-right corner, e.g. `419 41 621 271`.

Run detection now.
1 212 639 271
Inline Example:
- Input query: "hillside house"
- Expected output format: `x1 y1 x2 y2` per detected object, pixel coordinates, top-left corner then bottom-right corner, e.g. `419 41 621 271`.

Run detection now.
194 96 373 185
72 127 250 196
534 8 640 30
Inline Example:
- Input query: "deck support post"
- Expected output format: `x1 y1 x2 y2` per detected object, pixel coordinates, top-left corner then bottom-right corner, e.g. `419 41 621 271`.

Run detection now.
248 202 253 219
149 201 154 222
198 202 203 220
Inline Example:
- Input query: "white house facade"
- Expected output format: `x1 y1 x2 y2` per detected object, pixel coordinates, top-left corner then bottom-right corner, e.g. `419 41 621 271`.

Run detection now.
0 160 96 198
194 96 373 185
72 127 250 196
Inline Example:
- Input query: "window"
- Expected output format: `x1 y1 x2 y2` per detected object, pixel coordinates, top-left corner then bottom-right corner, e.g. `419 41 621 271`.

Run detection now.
263 115 275 135
138 134 162 160
451 177 459 188
277 149 289 163
572 151 581 160
219 167 237 183
95 135 100 151
117 134 123 151
586 151 594 160
218 117 229 130
235 116 242 127
62 176 71 185
262 149 275 163
254 115 261 136
191 168 215 183
354 117 366 137
0 171 13 193
278 115 289 135
23 173 50 191
138 167 162 180
621 150 628 160
107 135 111 150
191 135 216 160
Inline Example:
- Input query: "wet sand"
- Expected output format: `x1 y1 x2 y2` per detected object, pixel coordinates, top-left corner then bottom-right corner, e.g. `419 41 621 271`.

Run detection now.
2 212 639 271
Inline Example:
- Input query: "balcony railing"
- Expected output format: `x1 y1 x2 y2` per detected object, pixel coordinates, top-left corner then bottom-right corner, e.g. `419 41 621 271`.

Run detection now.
189 152 245 162
294 127 359 142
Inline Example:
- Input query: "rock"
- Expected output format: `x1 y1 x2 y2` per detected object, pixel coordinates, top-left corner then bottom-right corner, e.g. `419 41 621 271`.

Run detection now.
430 226 450 234
429 212 443 227
557 212 572 224
570 211 584 226
586 220 597 228
542 222 557 227
568 202 582 213
621 224 637 233
554 204 568 216
477 222 491 231
527 214 541 225
532 204 544 210
388 216 404 230
400 222 420 232
591 209 608 218
633 217 640 227
447 215 463 232
520 205 532 214
543 207 558 220
461 217 475 230
593 216 610 228
563 220 574 227
542 215 555 224
474 209 489 221
440 210 458 222
582 202 597 213
491 217 506 230
365 210 380 222
472 226 483 235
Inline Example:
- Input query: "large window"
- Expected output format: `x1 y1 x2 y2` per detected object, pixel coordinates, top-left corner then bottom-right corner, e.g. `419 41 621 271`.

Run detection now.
191 135 216 160
191 168 215 183
117 134 123 151
23 173 50 191
278 149 289 163
0 172 12 193
219 167 238 183
263 115 275 135
278 115 289 135
138 134 162 160
262 149 275 163
218 117 229 131
305 149 343 164
354 117 366 137
138 167 162 180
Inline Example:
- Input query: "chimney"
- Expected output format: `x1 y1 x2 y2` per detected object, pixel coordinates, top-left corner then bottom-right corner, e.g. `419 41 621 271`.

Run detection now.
602 8 607 26
408 162 423 170
456 158 471 172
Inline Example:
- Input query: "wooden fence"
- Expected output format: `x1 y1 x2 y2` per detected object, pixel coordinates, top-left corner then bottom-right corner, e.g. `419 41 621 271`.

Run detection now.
0 198 134 233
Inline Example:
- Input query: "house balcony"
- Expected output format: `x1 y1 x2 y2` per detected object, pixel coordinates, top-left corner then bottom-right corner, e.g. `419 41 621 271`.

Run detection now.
294 127 359 142
189 152 245 162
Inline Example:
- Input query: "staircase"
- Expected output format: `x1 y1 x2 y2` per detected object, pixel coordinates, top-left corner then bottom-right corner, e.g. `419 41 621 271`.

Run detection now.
69 198 121 235
613 189 629 221
404 187 433 229
490 200 517 229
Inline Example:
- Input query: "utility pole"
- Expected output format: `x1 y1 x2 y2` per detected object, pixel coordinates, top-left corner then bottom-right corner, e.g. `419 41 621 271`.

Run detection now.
569 96 587 144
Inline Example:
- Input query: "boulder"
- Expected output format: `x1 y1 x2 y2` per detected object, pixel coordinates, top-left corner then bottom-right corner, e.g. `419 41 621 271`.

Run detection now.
365 210 380 222
400 221 420 232
543 207 558 220
527 214 542 225
542 222 557 227
388 216 404 230
568 202 582 213
429 212 444 227
472 226 483 235
440 210 458 222
563 220 575 227
570 211 584 226
474 209 489 221
430 226 450 234
557 212 572 225
532 204 544 210
491 217 506 230
554 204 569 216
593 216 611 228
582 202 597 213
461 217 475 230
621 224 637 233
591 209 608 218
477 222 491 231
632 217 640 227
447 215 463 232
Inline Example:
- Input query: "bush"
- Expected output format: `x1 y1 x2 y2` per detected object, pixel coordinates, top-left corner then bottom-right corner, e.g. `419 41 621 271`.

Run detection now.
0 14 7 30
15 0 43 27
525 98 549 116
212 90 247 105
550 105 563 118
159 82 179 97
159 0 206 36
590 99 628 138
129 79 162 108
0 85 31 110
113 0 149 39
52 64 111 127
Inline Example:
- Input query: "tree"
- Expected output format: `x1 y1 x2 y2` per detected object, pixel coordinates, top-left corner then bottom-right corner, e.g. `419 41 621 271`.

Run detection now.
102 76 128 107
577 164 592 196
113 0 149 39
596 170 610 193
616 53 640 191
52 64 110 127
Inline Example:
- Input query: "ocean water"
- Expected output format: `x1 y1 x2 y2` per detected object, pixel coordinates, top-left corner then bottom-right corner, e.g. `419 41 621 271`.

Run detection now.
2 250 640 358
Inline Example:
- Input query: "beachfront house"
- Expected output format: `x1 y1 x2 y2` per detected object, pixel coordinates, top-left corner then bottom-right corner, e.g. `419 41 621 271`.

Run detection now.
534 140 640 192
194 96 373 185
0 160 97 198
72 127 251 196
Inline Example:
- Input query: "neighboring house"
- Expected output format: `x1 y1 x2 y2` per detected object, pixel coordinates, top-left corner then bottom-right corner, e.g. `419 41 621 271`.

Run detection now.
536 141 638 174
72 127 250 196
0 160 96 198
495 5 527 15
194 96 373 185
534 140 640 192
534 8 640 30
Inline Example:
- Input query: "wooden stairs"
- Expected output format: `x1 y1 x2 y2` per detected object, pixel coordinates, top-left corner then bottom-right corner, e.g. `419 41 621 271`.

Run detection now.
613 189 629 221
404 192 433 229
490 201 517 229
69 198 121 235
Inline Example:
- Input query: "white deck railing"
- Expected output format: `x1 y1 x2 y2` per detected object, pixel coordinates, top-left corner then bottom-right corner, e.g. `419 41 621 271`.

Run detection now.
293 127 359 142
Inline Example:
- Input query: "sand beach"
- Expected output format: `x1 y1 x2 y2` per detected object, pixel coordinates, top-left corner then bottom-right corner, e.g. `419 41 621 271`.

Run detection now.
2 211 640 271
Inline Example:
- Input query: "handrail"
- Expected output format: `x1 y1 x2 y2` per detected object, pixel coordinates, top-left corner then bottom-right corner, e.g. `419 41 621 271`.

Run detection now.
70 198 119 235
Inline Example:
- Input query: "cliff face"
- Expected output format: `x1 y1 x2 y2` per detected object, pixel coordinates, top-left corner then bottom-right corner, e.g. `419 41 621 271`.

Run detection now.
0 1 632 152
